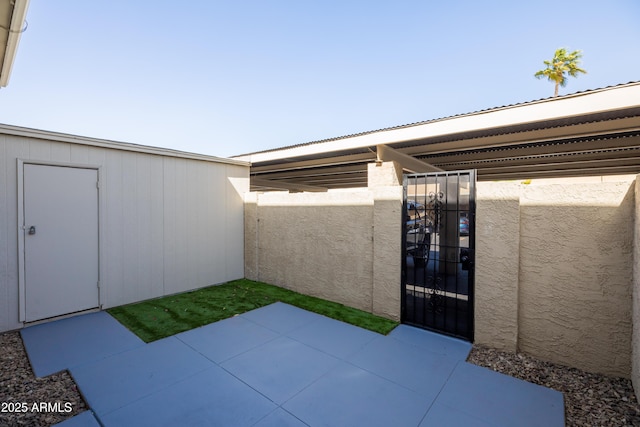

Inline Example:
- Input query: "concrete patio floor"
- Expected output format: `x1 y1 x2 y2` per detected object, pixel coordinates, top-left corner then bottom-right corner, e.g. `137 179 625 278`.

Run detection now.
20 302 564 426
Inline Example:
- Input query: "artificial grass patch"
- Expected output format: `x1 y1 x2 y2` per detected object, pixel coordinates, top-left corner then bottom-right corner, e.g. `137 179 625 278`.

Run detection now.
107 279 398 342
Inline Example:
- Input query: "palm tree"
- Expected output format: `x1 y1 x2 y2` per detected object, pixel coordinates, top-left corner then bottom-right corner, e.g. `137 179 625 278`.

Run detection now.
535 48 587 97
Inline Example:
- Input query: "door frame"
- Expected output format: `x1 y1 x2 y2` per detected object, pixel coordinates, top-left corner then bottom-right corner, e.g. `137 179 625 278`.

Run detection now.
17 159 104 323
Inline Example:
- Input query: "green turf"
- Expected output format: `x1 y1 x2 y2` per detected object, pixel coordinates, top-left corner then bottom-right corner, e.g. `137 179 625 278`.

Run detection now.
107 279 399 342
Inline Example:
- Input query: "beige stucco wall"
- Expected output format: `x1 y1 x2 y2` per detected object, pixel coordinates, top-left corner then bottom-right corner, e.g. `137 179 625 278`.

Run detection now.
518 181 634 377
368 161 402 187
248 190 376 312
372 186 403 320
632 176 640 397
245 162 402 321
247 168 635 379
476 178 635 377
475 182 521 352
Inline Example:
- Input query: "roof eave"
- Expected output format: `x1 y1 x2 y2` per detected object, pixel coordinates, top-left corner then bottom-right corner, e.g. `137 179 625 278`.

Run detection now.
234 82 640 165
0 122 250 167
0 0 30 87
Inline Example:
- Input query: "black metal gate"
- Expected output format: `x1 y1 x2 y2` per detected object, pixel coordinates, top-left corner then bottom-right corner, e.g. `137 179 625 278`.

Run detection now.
402 170 476 341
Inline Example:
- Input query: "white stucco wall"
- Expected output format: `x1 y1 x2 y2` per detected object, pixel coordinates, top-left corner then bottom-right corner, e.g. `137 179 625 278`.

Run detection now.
0 132 248 332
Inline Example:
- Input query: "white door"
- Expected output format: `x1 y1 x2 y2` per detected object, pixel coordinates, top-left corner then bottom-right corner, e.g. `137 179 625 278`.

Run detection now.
23 164 99 322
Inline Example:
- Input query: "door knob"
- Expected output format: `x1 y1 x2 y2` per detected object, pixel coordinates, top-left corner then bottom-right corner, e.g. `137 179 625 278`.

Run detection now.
28 226 36 235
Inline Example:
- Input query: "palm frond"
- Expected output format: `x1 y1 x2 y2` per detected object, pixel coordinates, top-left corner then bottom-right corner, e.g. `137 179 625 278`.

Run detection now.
535 47 586 95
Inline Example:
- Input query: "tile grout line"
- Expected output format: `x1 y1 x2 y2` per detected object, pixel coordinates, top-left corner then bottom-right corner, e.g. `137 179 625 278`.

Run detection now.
415 359 465 426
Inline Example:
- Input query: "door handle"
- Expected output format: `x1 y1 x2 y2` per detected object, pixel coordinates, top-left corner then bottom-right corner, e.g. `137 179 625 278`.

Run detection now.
28 226 36 235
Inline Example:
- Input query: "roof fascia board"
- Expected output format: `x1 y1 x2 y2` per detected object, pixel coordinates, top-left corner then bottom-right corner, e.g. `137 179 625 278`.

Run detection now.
238 83 640 164
0 0 29 87
251 177 327 192
376 144 443 173
0 123 249 167
251 152 374 173
256 164 365 180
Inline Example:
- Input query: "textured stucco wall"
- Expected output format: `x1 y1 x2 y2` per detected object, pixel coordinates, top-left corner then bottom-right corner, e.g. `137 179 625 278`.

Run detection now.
632 176 640 397
245 171 636 380
518 181 634 377
244 191 259 281
368 161 402 187
245 164 403 320
372 186 403 321
248 190 376 313
475 182 521 352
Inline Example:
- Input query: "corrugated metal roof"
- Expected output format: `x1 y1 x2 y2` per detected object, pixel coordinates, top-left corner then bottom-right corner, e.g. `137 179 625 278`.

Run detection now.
234 81 640 158
242 82 640 190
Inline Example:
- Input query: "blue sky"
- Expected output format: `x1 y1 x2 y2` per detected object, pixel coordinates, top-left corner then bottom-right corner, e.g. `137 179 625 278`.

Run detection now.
1 1 639 158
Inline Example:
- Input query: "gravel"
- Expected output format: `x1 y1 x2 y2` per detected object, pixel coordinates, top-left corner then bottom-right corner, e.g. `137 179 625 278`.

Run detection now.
0 332 87 427
2 329 640 426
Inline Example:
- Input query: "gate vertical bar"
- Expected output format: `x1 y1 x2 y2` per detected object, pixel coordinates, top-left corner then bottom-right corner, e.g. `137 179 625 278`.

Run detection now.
467 169 476 342
401 175 408 323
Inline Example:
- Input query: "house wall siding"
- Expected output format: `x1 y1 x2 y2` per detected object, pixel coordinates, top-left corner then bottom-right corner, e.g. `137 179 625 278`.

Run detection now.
0 133 248 333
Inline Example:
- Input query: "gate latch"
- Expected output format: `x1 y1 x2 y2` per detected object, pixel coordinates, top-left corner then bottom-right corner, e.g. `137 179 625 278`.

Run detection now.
28 226 36 235
460 248 471 270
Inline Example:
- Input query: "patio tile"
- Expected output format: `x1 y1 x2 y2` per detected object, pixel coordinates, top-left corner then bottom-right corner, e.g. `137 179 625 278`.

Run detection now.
434 362 565 427
348 335 458 399
389 324 472 360
53 411 101 427
70 336 213 416
419 402 494 427
20 312 144 377
21 302 567 427
176 315 279 363
252 408 308 427
283 361 429 427
221 336 339 404
240 302 320 334
286 314 379 359
100 365 276 427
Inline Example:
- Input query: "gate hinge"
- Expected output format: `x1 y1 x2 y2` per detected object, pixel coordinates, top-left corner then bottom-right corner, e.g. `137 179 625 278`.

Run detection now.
96 181 100 189
97 281 100 289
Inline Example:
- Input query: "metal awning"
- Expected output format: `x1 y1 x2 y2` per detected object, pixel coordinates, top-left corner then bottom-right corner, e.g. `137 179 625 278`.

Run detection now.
233 82 640 191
